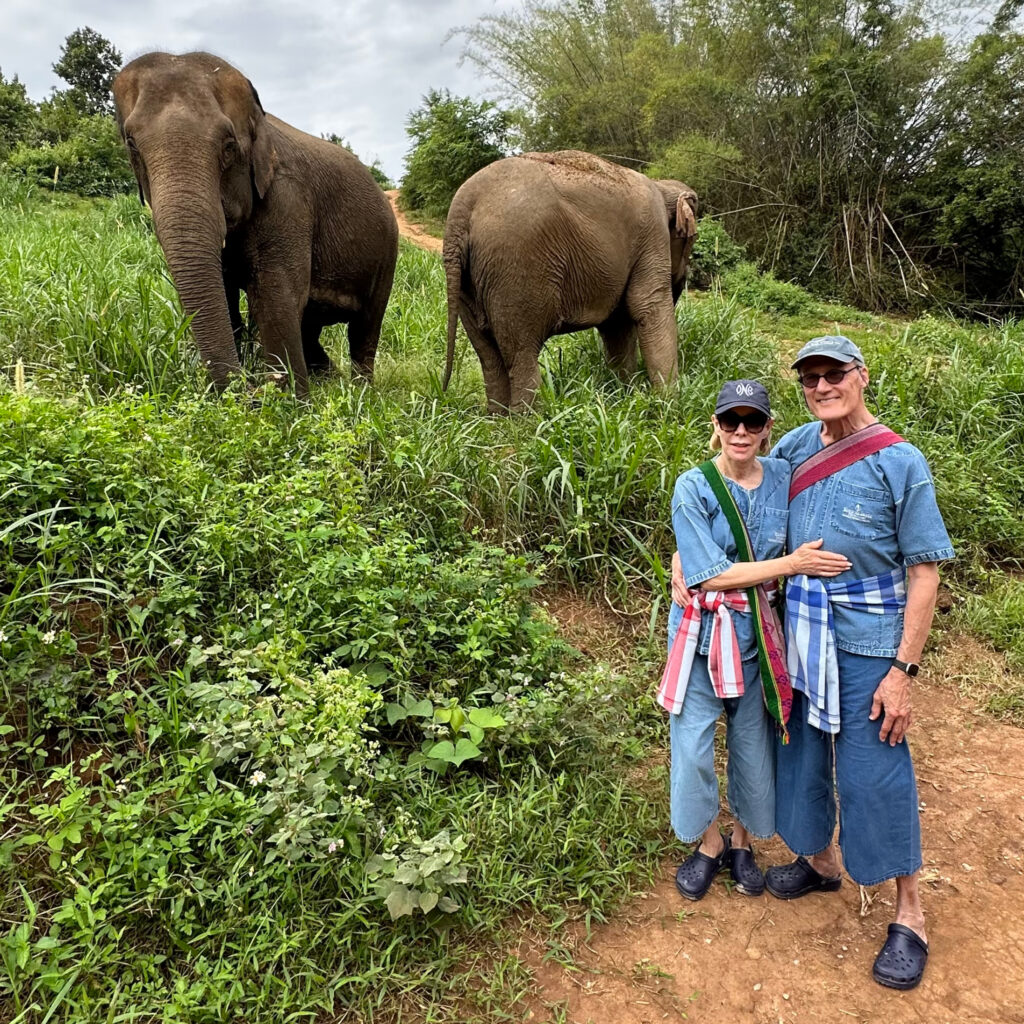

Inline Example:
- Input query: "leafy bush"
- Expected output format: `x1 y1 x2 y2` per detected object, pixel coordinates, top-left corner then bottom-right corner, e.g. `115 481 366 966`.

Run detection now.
400 88 512 220
7 114 133 196
687 215 746 287
721 261 819 317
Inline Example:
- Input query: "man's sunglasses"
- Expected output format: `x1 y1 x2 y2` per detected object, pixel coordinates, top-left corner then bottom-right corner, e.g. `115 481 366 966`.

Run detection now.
797 366 861 389
716 410 769 432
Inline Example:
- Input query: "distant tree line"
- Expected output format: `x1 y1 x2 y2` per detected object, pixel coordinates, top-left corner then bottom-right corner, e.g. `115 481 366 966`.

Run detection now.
402 0 1024 313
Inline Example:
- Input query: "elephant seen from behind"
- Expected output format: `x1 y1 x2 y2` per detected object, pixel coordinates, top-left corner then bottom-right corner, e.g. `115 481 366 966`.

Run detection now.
113 51 398 396
442 150 698 412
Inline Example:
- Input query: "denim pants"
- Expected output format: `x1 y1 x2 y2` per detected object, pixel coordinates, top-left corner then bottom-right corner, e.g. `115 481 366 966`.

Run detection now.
775 649 922 885
669 653 777 843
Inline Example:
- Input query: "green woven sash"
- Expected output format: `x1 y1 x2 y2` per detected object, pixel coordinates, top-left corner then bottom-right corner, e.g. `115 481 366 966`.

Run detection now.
698 460 792 739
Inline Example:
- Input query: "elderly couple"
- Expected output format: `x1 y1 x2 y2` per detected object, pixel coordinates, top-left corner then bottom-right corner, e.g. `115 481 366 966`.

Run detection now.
658 335 953 990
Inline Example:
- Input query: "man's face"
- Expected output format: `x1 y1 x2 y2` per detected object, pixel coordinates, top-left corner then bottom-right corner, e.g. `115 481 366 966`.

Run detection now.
796 358 869 424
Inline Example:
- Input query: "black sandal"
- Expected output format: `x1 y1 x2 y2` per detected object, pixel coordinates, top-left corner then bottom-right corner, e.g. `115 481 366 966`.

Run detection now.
764 856 842 899
872 923 929 990
675 834 730 901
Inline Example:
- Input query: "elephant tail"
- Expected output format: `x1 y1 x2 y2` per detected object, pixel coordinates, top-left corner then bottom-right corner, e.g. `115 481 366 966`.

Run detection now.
442 237 464 393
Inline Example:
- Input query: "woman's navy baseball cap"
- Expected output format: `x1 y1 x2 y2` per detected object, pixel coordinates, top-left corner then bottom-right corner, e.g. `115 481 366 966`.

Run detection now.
714 379 772 416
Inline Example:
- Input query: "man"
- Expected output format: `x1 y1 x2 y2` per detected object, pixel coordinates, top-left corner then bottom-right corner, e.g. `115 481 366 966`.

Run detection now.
765 335 954 990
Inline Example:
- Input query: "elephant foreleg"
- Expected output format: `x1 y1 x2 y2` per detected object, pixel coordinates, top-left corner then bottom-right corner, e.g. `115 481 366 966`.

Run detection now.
598 310 638 381
248 276 309 396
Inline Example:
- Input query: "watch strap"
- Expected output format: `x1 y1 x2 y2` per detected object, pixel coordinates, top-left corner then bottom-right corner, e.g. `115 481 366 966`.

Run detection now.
892 658 919 677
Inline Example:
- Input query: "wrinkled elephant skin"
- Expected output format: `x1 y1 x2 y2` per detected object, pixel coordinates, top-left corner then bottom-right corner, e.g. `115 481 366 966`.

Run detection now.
113 51 398 396
442 150 697 412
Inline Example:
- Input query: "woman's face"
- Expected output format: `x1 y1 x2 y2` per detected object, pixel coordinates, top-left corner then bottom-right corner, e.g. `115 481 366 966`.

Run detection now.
712 405 772 463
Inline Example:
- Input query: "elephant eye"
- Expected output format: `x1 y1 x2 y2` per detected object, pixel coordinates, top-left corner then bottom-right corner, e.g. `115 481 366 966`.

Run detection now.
125 135 138 152
221 135 239 168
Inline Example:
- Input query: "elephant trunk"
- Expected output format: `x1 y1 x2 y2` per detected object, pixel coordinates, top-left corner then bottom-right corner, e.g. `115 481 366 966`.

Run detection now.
146 153 241 388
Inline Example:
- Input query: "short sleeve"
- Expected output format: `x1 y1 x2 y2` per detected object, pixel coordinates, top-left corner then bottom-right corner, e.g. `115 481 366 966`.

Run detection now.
671 472 732 586
887 446 955 566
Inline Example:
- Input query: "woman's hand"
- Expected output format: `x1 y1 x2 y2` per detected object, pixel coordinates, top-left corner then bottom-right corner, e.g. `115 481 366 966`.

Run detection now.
671 551 691 605
785 538 851 577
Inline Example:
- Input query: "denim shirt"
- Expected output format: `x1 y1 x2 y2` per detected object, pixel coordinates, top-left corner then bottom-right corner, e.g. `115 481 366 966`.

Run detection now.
772 421 955 656
669 457 791 661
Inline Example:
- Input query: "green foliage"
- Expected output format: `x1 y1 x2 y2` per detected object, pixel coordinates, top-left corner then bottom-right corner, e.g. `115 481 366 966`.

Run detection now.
51 26 122 117
686 215 746 287
461 0 1024 313
0 69 34 158
6 114 134 196
721 262 819 316
366 831 468 918
957 574 1024 672
401 88 513 219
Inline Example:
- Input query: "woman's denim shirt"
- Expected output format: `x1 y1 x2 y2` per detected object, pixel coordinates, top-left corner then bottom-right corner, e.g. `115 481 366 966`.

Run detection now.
669 457 791 661
772 421 955 656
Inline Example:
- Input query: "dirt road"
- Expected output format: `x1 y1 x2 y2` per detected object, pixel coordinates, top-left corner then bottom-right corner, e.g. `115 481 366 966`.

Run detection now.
386 190 443 255
529 603 1024 1024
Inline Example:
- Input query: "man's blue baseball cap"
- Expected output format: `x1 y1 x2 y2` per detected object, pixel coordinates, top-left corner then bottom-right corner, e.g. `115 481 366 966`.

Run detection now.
714 379 772 417
790 335 865 369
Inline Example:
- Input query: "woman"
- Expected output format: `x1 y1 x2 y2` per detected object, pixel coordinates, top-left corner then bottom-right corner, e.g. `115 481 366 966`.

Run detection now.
659 380 850 901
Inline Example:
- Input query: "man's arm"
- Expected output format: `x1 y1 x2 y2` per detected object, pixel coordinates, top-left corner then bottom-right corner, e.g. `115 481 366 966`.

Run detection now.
869 562 940 745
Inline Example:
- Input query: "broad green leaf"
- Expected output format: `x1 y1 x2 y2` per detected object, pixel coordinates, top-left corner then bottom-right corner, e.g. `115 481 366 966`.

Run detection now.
449 706 466 734
468 708 506 729
393 862 420 885
386 703 408 725
419 891 439 913
385 885 416 920
467 724 485 745
451 738 482 765
426 741 456 763
406 699 433 717
437 896 459 913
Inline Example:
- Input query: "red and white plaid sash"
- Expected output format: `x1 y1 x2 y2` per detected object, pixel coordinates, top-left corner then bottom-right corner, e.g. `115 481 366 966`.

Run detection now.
657 588 769 714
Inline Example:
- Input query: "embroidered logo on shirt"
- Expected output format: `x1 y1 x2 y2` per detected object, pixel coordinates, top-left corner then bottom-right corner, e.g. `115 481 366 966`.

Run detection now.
842 503 873 524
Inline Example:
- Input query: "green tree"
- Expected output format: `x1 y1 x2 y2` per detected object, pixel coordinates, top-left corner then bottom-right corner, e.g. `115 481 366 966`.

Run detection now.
0 68 36 157
400 89 513 219
52 26 122 116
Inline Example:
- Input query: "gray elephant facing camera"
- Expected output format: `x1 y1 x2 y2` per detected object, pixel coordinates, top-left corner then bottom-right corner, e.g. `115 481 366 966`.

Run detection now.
442 150 697 413
113 51 398 396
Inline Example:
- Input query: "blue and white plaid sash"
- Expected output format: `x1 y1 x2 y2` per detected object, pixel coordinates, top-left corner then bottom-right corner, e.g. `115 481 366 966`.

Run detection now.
785 568 906 733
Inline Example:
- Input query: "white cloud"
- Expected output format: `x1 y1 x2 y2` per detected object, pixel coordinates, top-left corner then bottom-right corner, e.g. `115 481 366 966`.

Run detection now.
0 0 518 179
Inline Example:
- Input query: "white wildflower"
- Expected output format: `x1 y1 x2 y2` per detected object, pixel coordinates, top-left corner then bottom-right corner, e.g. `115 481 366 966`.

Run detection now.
249 770 267 785
41 630 56 644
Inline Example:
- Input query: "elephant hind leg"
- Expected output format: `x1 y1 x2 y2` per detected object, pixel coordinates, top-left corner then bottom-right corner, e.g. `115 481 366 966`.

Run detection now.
500 338 543 413
598 308 638 381
348 301 388 382
460 305 511 414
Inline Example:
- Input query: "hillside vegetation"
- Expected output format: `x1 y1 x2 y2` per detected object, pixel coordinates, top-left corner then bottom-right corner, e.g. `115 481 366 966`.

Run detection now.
1 179 1023 1021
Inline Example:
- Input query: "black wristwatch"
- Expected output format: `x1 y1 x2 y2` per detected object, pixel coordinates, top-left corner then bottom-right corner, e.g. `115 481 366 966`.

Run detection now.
892 658 919 677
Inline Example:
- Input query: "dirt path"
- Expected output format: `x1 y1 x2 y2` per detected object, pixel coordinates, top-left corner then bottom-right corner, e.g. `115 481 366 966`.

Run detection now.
386 189 443 255
526 603 1024 1024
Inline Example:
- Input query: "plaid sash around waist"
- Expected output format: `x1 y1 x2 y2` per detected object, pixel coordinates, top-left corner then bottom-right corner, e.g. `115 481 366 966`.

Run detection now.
785 568 906 733
657 583 780 715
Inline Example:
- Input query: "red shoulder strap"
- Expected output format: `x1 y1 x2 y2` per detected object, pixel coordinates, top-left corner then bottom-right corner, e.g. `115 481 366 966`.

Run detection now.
789 423 904 501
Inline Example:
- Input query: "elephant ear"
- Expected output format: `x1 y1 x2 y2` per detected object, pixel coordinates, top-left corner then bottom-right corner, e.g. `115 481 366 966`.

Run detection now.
247 82 277 200
674 193 697 242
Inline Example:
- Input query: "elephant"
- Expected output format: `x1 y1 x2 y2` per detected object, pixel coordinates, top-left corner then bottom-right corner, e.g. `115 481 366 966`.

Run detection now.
113 51 398 396
442 150 697 413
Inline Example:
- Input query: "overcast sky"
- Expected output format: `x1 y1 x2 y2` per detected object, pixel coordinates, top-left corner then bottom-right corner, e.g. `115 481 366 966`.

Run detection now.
0 0 519 180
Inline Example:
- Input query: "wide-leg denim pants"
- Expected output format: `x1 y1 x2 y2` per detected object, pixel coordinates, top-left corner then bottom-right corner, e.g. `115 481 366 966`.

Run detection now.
668 649 777 844
775 649 922 885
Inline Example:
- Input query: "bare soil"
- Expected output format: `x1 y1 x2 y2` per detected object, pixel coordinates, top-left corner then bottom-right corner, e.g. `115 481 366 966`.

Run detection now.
524 597 1024 1024
386 190 443 255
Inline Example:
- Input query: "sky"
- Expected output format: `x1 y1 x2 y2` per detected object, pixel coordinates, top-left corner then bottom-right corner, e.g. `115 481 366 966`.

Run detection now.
0 0 519 181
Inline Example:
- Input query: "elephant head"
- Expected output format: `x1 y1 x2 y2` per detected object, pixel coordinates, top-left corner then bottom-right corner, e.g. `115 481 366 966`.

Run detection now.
113 52 277 387
653 180 699 300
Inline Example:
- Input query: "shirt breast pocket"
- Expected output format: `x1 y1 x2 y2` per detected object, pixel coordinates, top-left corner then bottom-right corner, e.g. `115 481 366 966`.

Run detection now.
830 482 893 540
760 506 789 552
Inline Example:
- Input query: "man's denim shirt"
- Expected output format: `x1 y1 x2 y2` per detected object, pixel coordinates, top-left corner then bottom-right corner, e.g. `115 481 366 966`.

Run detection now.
772 421 955 657
669 457 791 662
